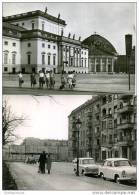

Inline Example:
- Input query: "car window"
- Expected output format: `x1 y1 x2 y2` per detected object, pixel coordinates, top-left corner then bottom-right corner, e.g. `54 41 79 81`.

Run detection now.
107 161 112 167
114 160 132 167
82 159 95 164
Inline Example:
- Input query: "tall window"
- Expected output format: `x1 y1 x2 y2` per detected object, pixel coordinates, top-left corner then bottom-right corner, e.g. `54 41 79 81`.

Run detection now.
27 54 31 64
4 41 8 45
42 54 45 65
42 23 44 31
12 42 16 47
4 53 8 64
32 23 35 30
42 43 45 48
53 55 56 65
28 43 31 47
12 53 16 64
48 55 51 65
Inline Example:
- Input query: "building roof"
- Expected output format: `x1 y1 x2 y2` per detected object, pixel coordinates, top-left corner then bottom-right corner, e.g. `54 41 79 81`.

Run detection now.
82 34 117 56
3 22 26 31
3 10 66 26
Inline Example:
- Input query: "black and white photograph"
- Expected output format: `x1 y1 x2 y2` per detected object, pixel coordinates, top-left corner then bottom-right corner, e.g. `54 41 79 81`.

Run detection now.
1 0 137 194
2 95 137 191
2 1 136 94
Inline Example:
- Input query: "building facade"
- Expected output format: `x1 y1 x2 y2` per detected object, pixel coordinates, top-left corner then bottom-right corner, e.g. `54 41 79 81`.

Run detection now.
82 34 117 73
68 95 136 164
3 10 88 73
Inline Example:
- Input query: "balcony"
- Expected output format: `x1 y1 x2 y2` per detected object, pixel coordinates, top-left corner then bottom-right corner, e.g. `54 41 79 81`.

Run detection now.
117 105 134 114
117 122 134 130
115 137 134 146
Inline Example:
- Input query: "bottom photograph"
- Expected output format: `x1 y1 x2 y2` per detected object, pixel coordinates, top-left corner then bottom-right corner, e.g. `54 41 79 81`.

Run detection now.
2 95 137 191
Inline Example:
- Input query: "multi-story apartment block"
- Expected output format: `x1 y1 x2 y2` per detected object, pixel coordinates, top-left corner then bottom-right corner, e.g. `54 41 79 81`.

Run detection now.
3 10 88 74
68 95 136 164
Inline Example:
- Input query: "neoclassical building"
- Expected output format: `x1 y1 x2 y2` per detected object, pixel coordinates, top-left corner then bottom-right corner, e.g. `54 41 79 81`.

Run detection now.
82 34 118 73
3 10 88 73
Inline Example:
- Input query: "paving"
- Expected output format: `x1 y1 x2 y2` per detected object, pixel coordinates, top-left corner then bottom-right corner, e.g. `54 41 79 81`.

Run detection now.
7 162 136 191
3 73 135 94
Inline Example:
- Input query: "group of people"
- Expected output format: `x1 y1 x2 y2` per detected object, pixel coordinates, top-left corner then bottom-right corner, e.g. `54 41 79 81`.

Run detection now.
38 151 52 174
18 70 76 90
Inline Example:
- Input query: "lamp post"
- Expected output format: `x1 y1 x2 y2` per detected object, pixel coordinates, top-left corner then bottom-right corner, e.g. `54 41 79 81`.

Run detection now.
75 118 82 176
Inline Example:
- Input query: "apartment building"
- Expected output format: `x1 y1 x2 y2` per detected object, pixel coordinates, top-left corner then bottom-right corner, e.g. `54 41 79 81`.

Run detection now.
68 95 136 163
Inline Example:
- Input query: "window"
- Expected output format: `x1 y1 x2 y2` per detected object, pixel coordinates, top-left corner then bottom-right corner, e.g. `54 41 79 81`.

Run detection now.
22 23 24 26
42 43 45 48
70 58 73 66
53 55 56 65
42 23 44 31
85 59 87 67
28 43 31 47
42 54 45 65
4 53 8 64
12 42 16 47
53 45 56 49
114 119 117 128
48 55 51 65
27 54 31 64
12 53 16 64
16 23 19 26
81 59 83 67
48 45 50 49
4 41 8 45
4 67 8 72
32 23 35 30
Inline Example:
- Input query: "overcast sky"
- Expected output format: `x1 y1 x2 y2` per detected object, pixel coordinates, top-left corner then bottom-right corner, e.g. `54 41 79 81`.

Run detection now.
2 1 136 54
4 95 92 144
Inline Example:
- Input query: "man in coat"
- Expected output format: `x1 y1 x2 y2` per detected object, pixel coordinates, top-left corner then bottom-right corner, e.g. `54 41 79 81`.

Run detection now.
38 151 46 174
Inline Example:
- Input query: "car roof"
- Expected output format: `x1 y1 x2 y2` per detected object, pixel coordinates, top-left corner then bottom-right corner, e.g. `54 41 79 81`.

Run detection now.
79 157 94 160
105 158 128 161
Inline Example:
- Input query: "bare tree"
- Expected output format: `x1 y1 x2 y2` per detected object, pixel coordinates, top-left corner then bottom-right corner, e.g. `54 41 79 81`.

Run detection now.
2 99 26 146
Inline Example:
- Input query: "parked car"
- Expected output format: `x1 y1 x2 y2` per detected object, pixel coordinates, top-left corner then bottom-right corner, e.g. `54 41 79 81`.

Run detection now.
25 156 37 164
98 158 136 183
73 157 99 176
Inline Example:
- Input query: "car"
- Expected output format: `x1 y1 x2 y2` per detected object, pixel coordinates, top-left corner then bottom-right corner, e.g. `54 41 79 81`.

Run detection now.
25 156 37 164
73 157 99 176
98 158 136 184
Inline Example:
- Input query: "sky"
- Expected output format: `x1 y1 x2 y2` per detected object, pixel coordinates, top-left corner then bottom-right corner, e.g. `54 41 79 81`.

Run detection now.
2 1 136 55
3 95 92 144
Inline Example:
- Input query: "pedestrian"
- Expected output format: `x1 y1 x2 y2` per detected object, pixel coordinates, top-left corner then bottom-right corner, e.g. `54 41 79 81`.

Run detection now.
38 151 47 174
45 71 50 89
30 72 36 88
49 70 55 89
18 71 24 87
67 71 73 89
39 70 45 88
46 153 52 174
59 71 66 90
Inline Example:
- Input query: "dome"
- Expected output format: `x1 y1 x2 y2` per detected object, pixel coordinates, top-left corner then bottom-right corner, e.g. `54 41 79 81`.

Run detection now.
82 34 117 56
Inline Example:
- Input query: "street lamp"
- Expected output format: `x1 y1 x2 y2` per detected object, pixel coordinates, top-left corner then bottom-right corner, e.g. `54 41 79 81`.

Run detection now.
75 118 82 176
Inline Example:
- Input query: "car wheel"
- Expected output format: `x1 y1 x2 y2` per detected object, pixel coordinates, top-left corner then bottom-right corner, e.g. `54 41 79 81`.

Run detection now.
115 175 120 184
100 172 104 179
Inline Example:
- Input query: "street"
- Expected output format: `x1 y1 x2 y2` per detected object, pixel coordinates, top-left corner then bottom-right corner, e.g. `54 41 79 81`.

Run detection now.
8 162 136 191
3 73 135 94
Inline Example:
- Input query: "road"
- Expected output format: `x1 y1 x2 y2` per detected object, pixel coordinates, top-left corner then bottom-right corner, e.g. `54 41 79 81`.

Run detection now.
3 73 135 94
7 162 136 191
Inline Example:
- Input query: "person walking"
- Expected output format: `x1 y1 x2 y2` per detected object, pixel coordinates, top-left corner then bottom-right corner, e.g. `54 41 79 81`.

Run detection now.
18 71 24 87
38 151 46 174
46 153 52 174
30 72 36 88
49 70 55 89
39 70 45 88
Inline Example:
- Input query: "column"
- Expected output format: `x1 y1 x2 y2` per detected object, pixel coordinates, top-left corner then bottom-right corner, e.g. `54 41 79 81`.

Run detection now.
106 58 108 72
100 58 103 72
112 58 114 73
94 58 97 72
69 46 71 67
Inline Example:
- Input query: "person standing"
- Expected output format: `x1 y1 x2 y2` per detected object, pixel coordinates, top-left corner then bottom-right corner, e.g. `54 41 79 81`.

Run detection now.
38 151 46 174
45 71 50 89
18 71 23 87
39 70 45 88
46 153 52 174
30 72 36 88
59 71 66 90
49 70 55 89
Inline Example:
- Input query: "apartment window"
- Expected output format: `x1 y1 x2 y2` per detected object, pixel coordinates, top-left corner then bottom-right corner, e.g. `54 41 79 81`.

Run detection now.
102 121 106 130
114 105 117 113
28 43 31 47
27 54 31 64
32 23 35 30
48 55 51 65
48 45 51 49
12 42 16 47
16 23 19 26
81 59 83 67
114 119 117 128
70 58 73 66
4 67 8 72
42 54 45 65
85 59 87 67
53 45 56 49
42 43 45 48
22 23 24 26
12 53 16 64
108 119 113 129
4 53 8 64
53 55 56 65
4 41 8 45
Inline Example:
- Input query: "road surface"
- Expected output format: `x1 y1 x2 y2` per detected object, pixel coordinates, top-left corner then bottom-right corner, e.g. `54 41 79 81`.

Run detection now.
7 162 136 191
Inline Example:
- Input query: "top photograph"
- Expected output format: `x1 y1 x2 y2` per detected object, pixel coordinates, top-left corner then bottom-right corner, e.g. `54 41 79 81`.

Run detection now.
2 2 136 95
